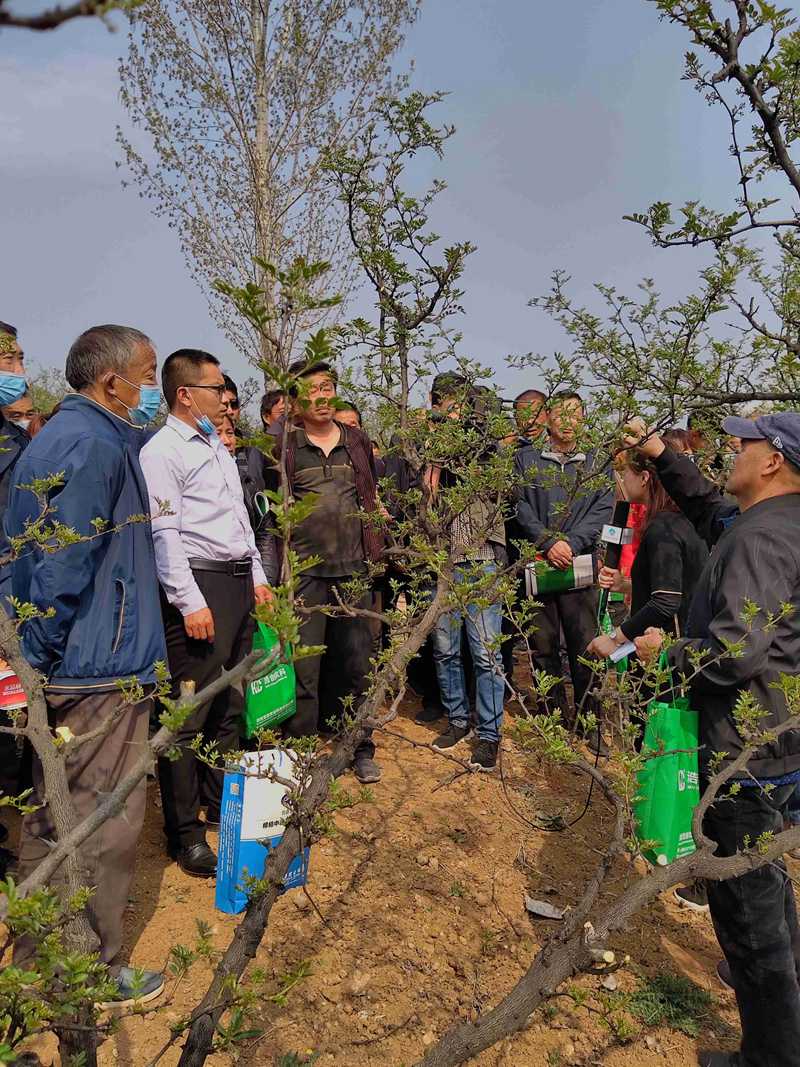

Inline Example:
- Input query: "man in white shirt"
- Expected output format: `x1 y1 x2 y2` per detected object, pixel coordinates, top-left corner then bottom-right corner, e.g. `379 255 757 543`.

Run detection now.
140 349 270 877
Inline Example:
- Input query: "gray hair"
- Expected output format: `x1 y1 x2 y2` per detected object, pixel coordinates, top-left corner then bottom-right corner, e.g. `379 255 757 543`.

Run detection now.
65 325 153 391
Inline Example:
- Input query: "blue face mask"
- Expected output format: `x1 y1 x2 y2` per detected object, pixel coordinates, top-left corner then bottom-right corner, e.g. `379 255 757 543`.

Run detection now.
0 373 28 407
188 395 217 437
117 375 162 427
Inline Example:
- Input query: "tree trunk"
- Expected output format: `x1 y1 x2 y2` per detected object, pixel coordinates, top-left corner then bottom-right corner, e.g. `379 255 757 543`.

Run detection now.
251 0 280 381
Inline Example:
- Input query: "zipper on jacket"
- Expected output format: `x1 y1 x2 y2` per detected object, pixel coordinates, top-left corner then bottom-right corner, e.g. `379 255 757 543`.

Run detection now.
111 579 126 655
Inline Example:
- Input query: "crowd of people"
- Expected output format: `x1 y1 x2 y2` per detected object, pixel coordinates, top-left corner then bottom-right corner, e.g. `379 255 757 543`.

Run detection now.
0 320 800 1066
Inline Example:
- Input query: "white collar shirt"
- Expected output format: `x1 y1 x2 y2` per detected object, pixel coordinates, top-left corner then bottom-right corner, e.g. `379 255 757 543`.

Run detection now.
139 414 267 616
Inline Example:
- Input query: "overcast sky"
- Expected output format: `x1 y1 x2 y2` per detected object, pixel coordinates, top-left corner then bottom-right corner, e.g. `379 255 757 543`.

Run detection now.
3 1 733 399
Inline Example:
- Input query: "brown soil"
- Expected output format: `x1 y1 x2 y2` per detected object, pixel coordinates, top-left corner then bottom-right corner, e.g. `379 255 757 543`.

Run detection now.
84 697 749 1067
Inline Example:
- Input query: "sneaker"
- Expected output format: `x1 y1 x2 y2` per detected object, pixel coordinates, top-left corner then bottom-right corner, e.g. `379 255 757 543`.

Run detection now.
716 959 734 991
674 881 709 913
432 724 472 751
469 739 499 771
353 755 382 784
102 967 165 1009
415 704 444 725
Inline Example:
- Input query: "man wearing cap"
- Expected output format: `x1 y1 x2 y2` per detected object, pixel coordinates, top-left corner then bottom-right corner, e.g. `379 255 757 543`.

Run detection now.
626 412 800 1067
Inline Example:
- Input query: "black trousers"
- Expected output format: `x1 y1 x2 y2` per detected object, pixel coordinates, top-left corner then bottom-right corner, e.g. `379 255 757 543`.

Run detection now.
158 569 255 850
286 575 374 759
529 586 599 725
704 781 800 1067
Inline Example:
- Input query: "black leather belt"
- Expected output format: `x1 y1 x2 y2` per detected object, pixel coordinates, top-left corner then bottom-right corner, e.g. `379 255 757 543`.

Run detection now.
188 557 252 577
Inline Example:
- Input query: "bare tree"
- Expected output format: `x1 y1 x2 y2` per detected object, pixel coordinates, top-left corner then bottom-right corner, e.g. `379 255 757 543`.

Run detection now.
117 0 419 374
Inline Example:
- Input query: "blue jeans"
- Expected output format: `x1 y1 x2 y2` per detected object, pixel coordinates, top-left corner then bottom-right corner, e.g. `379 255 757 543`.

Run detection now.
431 563 505 743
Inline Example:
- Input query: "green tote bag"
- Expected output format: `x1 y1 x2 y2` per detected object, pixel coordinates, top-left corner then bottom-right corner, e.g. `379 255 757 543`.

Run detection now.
243 623 296 736
633 661 700 866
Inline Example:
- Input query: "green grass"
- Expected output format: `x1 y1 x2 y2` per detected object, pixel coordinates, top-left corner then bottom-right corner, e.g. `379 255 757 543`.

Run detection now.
628 972 713 1037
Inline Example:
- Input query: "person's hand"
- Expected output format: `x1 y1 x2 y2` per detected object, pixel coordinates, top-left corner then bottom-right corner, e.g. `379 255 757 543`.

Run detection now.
634 627 664 662
587 634 619 659
598 566 627 593
185 607 215 642
546 540 573 570
623 417 665 460
254 584 273 606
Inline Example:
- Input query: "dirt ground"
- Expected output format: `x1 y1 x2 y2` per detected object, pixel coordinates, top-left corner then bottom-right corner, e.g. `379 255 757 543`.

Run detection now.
60 691 750 1067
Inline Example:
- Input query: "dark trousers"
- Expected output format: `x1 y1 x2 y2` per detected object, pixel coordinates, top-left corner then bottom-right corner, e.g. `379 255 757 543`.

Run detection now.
16 690 151 966
529 586 599 725
159 569 255 850
286 575 374 759
704 782 800 1067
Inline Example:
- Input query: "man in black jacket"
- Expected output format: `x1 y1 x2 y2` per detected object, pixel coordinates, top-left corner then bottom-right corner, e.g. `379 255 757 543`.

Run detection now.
514 392 613 735
629 412 800 1067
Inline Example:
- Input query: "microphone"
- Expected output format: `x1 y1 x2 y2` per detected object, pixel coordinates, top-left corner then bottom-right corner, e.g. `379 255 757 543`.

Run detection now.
597 500 631 622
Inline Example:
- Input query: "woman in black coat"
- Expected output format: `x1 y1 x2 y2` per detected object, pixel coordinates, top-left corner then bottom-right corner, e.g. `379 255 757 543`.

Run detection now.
588 445 708 659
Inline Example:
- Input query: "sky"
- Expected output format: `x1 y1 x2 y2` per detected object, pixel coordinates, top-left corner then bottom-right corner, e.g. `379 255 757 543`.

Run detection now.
2 1 735 400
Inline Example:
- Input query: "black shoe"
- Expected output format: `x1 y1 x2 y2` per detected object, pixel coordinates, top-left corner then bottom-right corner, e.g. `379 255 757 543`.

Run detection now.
415 704 444 725
585 727 609 757
716 959 734 991
674 881 709 913
432 724 472 751
469 739 499 771
204 809 221 833
171 842 217 878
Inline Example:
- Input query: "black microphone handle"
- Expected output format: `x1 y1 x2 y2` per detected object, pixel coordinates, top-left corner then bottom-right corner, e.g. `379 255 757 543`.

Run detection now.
597 500 630 626
598 587 610 622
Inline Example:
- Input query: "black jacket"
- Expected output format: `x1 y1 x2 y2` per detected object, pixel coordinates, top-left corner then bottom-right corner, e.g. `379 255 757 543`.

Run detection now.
655 447 800 779
235 445 279 585
513 445 613 558
620 510 708 641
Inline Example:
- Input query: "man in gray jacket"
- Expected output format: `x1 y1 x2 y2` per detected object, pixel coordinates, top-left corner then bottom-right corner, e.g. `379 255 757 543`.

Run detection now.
630 412 800 1067
514 392 613 737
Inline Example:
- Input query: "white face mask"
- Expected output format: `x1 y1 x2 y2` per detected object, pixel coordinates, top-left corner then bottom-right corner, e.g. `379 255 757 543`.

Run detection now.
11 418 31 432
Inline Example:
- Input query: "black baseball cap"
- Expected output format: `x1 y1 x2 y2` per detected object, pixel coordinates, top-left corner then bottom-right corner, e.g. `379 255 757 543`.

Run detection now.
722 412 800 471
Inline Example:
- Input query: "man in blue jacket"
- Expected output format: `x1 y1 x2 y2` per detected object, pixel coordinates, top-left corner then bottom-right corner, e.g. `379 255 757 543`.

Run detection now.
514 392 613 743
7 324 167 1005
0 321 31 873
0 321 31 608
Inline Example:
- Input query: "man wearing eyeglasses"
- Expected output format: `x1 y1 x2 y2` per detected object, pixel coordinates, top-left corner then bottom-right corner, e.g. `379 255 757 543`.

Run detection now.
140 349 271 878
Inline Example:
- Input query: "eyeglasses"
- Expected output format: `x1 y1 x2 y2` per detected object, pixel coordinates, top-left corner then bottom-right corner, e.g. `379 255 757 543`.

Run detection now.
223 397 240 409
186 384 226 399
